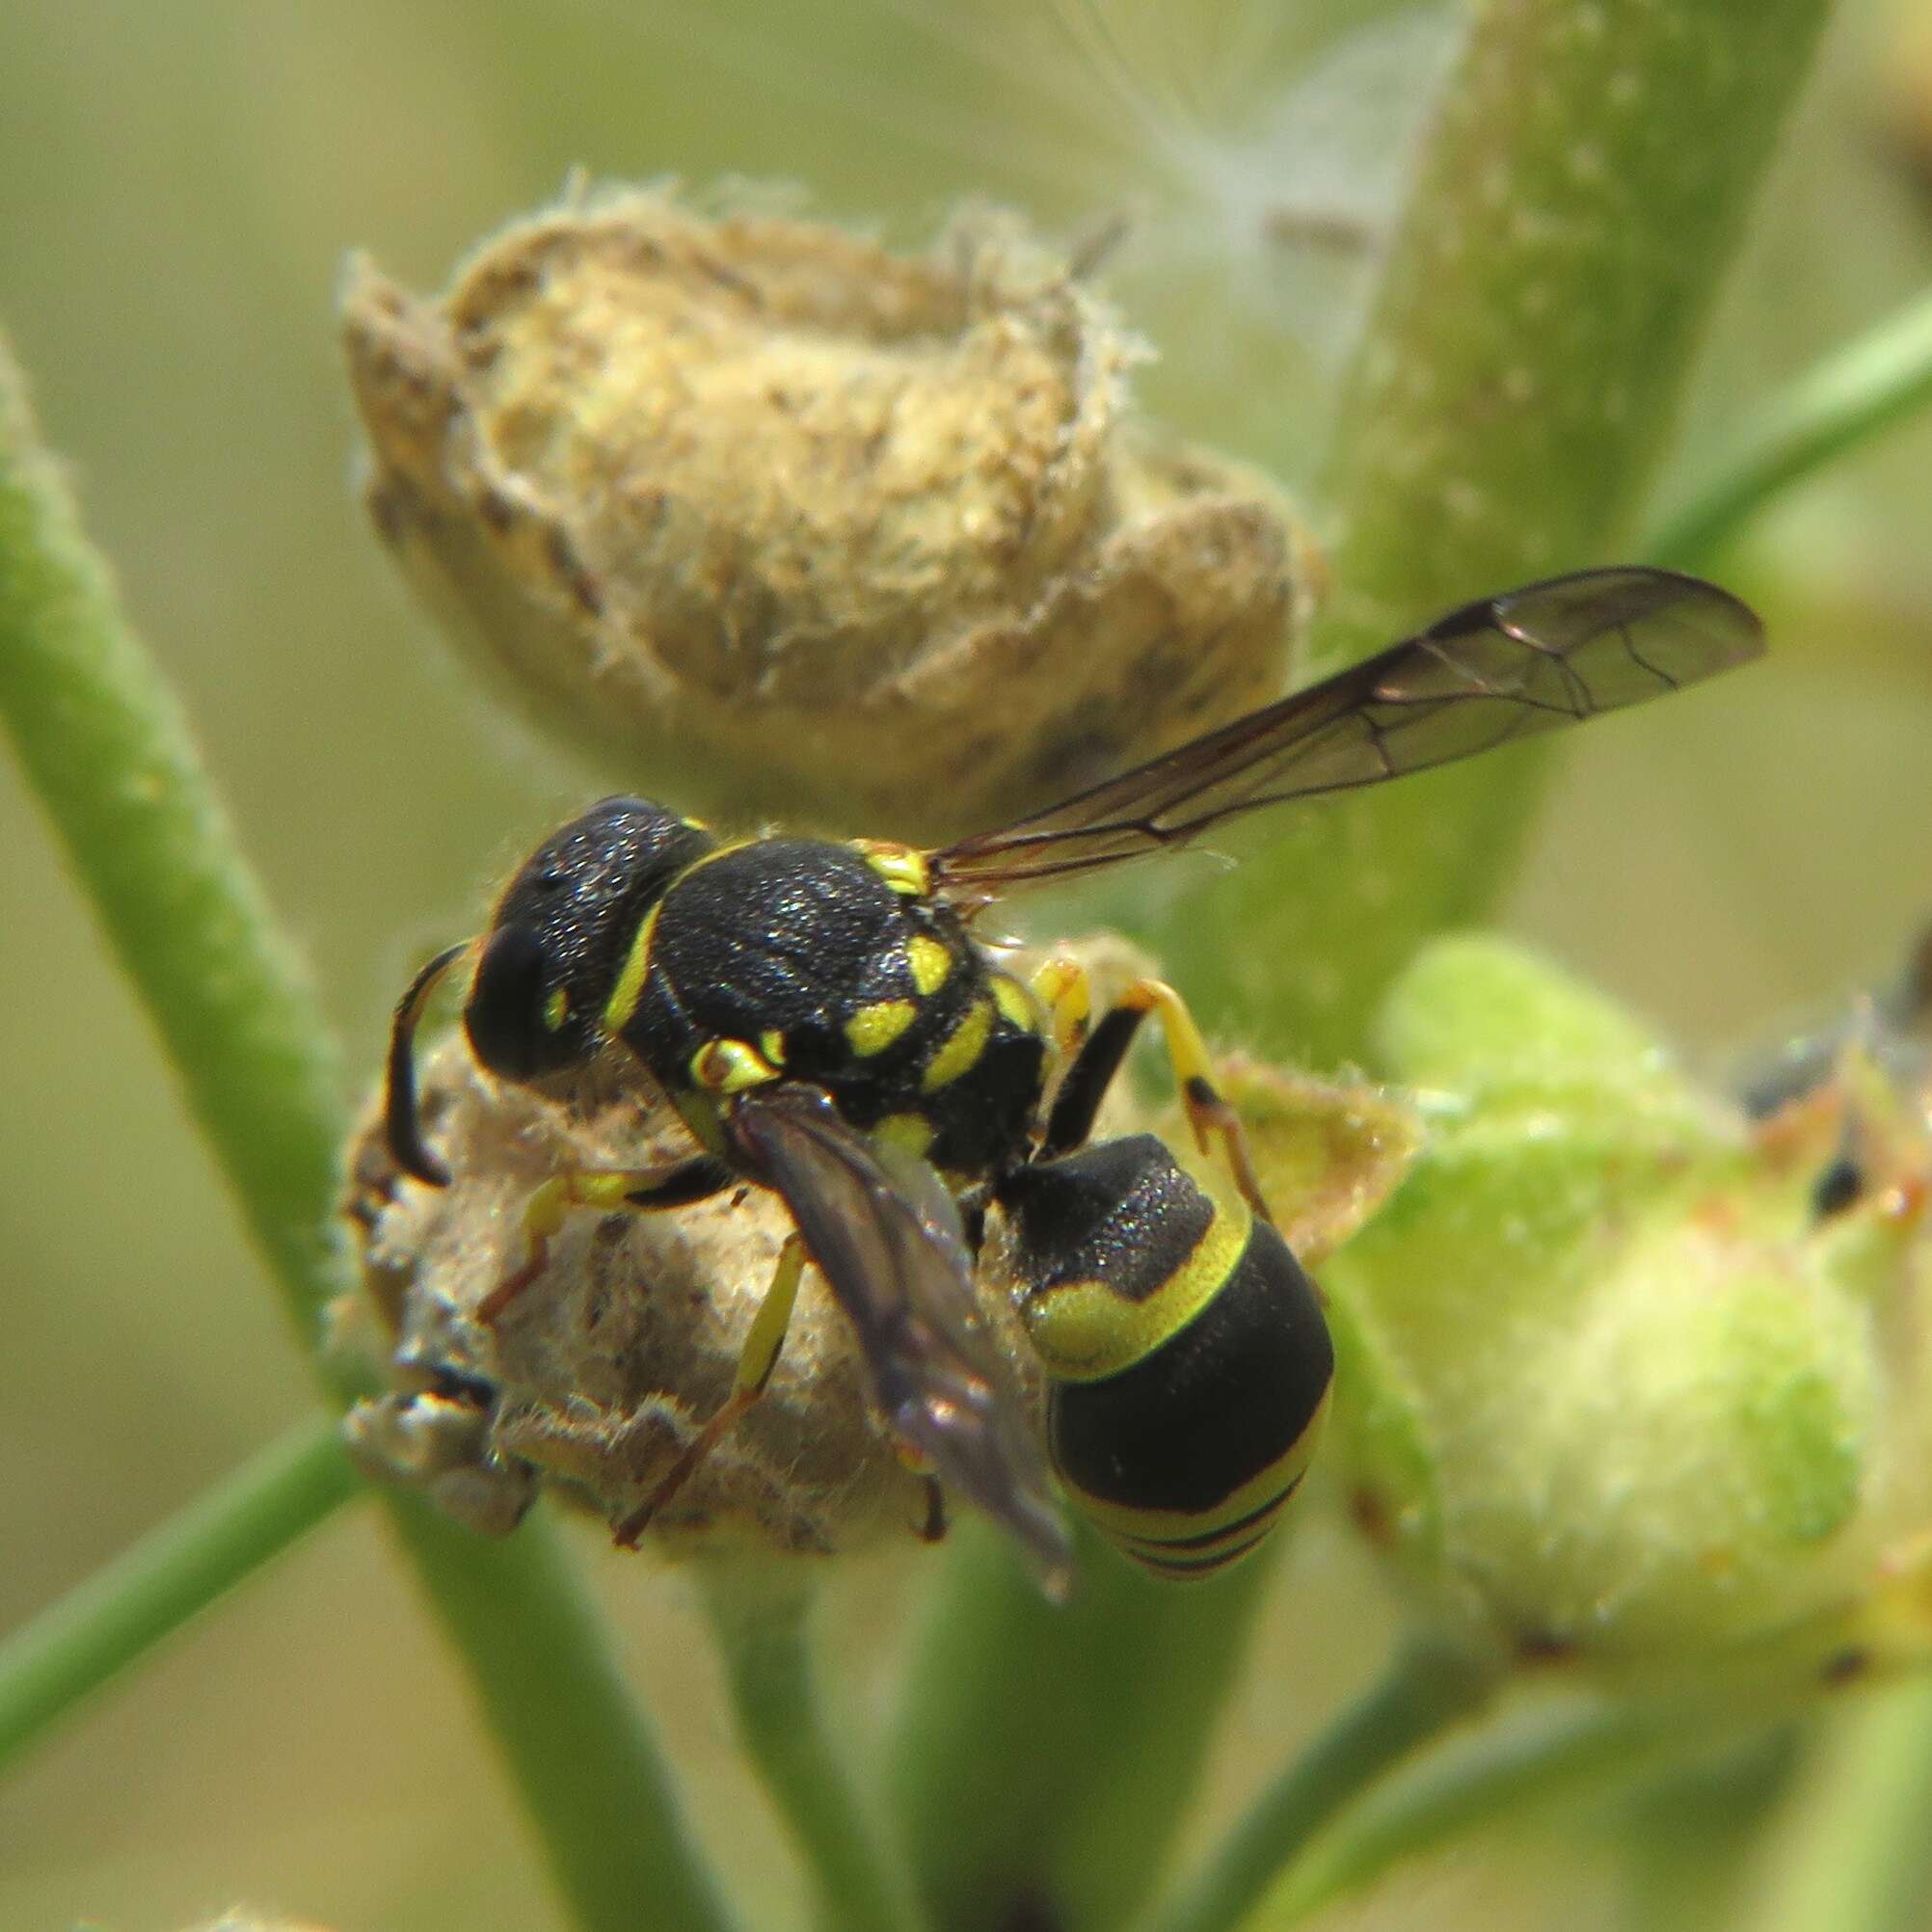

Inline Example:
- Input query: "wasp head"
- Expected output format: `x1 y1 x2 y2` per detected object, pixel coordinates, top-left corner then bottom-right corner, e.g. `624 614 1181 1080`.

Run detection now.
465 796 714 1085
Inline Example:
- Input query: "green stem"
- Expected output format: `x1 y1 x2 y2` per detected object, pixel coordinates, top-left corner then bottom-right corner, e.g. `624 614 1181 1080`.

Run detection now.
1140 1642 1500 1932
1248 1698 1708 1930
0 364 344 1349
0 1420 359 1771
1614 1727 1804 1932
389 1504 737 1932
0 332 736 1932
1647 285 1932 569
1140 0 1834 1071
1745 1678 1932 1932
700 1563 929 1932
889 1521 1274 1932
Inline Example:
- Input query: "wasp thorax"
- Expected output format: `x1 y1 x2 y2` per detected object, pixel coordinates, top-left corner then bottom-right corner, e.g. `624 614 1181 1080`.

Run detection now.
464 796 712 1084
342 189 1320 842
340 1033 1037 1562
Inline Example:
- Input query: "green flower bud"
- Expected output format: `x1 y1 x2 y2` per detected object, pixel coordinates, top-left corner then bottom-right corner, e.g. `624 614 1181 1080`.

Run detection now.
1324 936 1932 1694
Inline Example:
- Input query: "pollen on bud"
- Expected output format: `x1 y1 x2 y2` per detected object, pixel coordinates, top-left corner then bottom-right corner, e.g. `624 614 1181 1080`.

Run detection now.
1322 936 1932 1694
338 1035 991 1563
342 188 1320 842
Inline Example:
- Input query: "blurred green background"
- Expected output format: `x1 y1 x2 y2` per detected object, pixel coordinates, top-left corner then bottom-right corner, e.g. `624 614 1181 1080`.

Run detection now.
2 1 1930 1927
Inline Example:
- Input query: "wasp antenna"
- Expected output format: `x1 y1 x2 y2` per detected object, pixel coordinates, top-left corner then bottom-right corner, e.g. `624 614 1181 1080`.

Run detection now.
385 941 472 1188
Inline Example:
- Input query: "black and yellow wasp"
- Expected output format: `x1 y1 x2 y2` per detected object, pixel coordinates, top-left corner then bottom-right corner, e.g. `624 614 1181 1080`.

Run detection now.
385 567 1762 1594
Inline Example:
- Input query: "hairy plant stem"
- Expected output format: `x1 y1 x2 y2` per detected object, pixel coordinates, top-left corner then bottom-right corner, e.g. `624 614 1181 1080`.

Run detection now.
0 1420 358 1771
1140 1642 1501 1932
1140 0 1834 1071
0 334 736 1932
891 6 1832 1928
700 1563 930 1932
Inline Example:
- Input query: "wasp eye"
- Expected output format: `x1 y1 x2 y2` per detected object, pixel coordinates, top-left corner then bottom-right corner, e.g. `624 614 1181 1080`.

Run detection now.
466 923 581 1081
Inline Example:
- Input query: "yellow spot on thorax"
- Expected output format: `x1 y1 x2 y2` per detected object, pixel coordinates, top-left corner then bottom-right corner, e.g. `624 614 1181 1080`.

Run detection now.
874 1113 936 1158
990 974 1038 1033
852 840 931 897
690 1037 780 1094
906 934 953 996
759 1030 788 1066
921 998 994 1093
846 999 918 1057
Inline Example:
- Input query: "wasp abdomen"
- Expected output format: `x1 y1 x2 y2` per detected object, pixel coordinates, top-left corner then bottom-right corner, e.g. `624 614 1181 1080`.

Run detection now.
1000 1136 1333 1579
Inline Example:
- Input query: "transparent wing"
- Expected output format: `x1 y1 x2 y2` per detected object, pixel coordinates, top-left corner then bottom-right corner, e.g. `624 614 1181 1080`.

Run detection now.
930 567 1763 906
727 1085 1072 1597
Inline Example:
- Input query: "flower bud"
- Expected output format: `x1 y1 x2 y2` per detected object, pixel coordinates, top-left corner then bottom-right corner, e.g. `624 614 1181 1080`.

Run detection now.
1325 936 1932 1693
342 190 1319 842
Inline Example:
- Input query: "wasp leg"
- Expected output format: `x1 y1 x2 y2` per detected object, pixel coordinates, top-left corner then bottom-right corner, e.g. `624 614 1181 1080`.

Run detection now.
477 1155 734 1325
1042 978 1274 1225
1031 955 1093 1059
611 1233 807 1547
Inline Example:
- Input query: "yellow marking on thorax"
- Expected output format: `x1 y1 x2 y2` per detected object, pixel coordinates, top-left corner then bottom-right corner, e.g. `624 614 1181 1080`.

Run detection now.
759 1029 788 1066
906 934 953 996
1023 1203 1250 1382
852 840 931 897
921 998 994 1093
990 973 1039 1033
874 1113 936 1158
846 999 918 1057
689 1037 781 1094
601 900 663 1033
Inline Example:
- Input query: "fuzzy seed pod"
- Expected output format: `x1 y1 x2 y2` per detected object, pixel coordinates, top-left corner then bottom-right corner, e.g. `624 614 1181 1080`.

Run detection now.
342 190 1320 842
1326 937 1932 1696
339 1034 974 1561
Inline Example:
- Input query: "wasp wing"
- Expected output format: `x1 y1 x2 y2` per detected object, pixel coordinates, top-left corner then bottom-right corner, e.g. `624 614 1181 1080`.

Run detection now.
930 566 1762 906
727 1085 1072 1597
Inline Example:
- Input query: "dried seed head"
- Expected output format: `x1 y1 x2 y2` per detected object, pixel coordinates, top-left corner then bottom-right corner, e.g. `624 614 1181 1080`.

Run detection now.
343 189 1320 842
338 1034 1008 1562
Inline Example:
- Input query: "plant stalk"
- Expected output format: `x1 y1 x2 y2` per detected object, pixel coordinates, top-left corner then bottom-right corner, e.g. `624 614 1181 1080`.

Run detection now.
700 1563 929 1932
1647 283 1932 569
0 332 737 1932
1141 1641 1500 1932
0 1419 358 1772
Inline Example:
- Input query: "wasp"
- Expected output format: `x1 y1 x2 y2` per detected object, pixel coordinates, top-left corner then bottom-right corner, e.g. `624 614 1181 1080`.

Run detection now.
385 567 1762 1593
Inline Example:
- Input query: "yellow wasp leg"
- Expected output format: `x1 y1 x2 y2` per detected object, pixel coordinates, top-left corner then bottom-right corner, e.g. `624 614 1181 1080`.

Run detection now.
1120 979 1275 1226
477 1158 729 1325
611 1233 807 1548
1031 955 1092 1057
